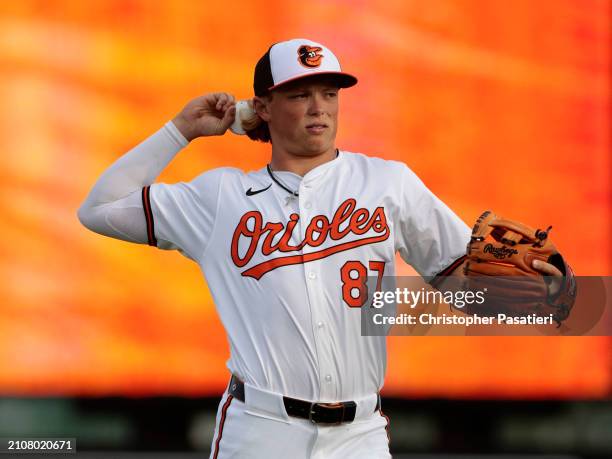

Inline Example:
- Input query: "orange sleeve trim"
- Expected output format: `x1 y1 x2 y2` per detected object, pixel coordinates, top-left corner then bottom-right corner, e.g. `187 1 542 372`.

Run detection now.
141 186 157 247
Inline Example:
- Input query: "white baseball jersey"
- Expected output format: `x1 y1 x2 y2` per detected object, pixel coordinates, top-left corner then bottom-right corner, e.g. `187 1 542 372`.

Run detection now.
142 129 471 403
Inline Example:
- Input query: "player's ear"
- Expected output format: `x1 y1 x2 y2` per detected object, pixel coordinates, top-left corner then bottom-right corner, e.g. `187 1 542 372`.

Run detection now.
253 95 272 122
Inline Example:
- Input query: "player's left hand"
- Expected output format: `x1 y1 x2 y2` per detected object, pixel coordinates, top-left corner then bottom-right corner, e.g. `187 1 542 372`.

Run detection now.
532 260 563 297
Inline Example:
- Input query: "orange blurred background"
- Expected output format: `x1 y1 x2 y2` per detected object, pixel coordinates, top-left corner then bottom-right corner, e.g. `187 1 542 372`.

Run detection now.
0 0 609 398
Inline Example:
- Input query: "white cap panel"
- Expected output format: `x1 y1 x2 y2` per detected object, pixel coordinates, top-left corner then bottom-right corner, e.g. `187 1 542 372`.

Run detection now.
269 38 342 88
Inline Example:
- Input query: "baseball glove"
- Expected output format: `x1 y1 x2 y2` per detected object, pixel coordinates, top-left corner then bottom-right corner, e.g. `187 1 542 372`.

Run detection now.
462 210 577 326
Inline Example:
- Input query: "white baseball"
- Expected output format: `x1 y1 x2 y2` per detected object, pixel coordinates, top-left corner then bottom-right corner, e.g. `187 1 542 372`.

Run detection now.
230 100 256 135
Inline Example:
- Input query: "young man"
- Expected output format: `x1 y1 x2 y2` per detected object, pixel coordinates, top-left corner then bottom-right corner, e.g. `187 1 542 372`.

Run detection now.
78 38 563 458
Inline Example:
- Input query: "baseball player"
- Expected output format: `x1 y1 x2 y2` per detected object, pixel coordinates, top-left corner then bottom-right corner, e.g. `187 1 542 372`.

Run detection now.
78 38 567 458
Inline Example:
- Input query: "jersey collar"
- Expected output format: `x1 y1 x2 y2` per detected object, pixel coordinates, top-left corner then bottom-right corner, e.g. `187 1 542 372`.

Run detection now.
264 149 343 191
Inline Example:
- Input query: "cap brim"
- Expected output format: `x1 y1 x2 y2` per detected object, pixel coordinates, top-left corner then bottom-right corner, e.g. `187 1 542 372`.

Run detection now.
268 71 358 92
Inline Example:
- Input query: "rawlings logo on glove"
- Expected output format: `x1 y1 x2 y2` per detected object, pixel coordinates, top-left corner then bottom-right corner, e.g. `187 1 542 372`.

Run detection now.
483 244 519 259
462 210 577 326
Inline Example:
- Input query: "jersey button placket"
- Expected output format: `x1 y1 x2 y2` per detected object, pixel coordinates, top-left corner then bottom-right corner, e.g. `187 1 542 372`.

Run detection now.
299 187 314 287
299 182 331 398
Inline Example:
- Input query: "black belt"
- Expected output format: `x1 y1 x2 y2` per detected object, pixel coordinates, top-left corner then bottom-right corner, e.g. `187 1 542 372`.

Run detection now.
228 374 380 425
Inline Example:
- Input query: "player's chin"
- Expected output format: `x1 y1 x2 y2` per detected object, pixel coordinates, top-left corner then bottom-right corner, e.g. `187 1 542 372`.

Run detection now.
302 129 334 147
301 138 333 155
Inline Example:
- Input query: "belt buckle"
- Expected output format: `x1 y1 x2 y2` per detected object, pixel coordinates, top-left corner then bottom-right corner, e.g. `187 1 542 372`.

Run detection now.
311 402 352 425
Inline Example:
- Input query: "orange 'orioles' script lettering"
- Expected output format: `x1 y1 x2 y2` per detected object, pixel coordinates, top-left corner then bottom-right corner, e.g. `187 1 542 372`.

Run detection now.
231 199 389 280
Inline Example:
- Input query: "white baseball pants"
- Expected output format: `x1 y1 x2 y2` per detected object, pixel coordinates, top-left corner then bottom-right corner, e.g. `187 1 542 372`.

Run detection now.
208 384 391 458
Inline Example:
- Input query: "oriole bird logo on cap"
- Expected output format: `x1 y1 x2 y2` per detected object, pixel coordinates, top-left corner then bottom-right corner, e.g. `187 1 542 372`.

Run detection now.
297 45 323 68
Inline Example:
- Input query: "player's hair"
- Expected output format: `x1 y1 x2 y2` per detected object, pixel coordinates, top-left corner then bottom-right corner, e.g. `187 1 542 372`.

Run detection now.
244 94 272 143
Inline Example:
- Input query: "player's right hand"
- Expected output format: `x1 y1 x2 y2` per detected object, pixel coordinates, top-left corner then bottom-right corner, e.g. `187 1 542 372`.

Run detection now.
172 93 236 141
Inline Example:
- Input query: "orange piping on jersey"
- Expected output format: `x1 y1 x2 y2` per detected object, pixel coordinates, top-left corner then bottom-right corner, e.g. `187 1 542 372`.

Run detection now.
212 394 233 459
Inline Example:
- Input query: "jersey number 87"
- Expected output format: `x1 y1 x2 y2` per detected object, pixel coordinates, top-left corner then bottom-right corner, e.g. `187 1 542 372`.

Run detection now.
340 261 385 308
